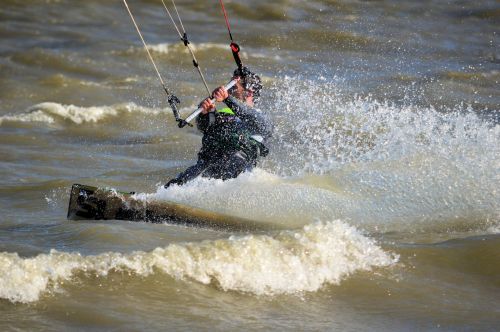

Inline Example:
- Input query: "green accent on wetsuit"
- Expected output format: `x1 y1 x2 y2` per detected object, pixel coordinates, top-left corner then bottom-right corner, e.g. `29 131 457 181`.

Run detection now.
217 107 235 115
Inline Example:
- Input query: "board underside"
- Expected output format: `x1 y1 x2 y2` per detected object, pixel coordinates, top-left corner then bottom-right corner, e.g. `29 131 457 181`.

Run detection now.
67 184 273 231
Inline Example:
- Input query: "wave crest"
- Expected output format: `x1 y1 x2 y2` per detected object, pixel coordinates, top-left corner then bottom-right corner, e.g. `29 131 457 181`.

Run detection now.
0 220 396 303
0 102 164 125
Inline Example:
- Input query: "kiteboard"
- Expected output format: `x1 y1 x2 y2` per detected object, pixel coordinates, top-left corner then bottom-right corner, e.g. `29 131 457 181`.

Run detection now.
67 184 272 231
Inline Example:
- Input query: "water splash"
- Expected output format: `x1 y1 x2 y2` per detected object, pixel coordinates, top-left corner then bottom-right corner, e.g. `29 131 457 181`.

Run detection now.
144 77 498 233
259 77 499 230
266 77 498 176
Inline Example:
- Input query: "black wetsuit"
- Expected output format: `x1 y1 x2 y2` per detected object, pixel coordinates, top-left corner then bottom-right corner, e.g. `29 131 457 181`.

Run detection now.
164 96 272 187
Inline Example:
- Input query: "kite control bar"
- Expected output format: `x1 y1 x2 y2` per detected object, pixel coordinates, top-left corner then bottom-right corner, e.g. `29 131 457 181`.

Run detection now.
179 78 240 127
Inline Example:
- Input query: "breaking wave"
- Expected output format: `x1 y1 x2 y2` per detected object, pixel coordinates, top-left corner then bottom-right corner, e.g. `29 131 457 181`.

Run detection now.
0 220 396 303
0 102 170 125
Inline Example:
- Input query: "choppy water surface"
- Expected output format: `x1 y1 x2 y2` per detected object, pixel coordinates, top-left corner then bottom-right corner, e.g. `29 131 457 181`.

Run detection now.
1 0 499 331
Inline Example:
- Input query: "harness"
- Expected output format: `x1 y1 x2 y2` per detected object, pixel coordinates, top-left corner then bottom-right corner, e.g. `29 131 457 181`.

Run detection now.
202 108 268 161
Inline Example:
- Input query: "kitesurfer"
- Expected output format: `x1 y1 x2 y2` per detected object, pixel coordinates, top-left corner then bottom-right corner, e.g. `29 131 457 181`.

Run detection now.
164 67 272 188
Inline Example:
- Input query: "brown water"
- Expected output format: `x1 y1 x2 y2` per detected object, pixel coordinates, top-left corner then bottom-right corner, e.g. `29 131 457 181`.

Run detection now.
0 0 499 331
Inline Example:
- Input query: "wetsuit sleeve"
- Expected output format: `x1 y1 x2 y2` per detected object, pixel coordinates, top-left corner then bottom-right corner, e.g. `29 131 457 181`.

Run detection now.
224 96 273 139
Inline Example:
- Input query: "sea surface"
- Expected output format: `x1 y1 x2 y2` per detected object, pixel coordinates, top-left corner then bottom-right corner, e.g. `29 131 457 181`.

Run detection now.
1 0 499 331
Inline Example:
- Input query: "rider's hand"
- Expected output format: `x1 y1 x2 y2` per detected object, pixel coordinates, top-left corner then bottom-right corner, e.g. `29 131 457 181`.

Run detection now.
212 86 229 102
200 98 215 114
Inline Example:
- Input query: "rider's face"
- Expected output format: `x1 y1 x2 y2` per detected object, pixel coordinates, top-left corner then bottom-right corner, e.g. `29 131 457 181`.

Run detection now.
229 79 253 105
229 80 245 99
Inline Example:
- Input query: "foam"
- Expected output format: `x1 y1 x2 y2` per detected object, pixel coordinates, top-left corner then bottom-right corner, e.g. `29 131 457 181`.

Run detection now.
0 102 167 125
487 221 500 234
0 220 396 303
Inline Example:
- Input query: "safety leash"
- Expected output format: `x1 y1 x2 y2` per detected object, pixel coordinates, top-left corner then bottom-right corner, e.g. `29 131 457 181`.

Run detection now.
122 0 189 127
219 0 243 72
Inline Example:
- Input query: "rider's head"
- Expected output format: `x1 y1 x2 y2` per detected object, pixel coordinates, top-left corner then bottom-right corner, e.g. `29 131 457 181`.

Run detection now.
231 66 262 105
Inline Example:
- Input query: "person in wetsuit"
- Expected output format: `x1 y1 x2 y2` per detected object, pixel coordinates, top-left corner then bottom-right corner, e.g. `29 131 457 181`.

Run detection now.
164 67 272 188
